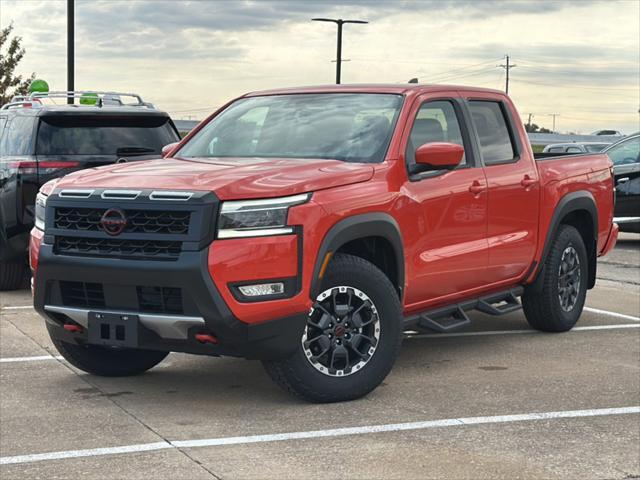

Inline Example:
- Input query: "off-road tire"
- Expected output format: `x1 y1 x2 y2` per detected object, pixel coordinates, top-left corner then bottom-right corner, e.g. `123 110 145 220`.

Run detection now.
48 325 169 376
522 224 588 332
263 253 403 403
0 259 27 291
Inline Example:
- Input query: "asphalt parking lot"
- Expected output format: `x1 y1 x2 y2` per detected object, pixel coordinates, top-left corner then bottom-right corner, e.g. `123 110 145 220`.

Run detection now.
1 234 639 479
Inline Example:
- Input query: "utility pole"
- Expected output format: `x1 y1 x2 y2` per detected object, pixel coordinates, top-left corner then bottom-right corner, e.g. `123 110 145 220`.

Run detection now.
67 0 74 103
498 55 516 94
547 113 560 133
312 18 368 84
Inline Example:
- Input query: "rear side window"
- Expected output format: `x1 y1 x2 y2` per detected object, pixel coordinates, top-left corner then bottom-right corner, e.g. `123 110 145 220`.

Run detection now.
547 147 565 153
406 100 467 167
0 115 35 156
468 101 516 165
36 115 178 156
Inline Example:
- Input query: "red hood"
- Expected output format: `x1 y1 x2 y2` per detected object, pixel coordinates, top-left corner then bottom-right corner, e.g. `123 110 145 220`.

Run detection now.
54 157 374 200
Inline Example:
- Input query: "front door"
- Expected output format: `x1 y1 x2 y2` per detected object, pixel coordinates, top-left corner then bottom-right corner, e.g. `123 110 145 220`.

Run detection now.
401 95 489 308
608 136 640 224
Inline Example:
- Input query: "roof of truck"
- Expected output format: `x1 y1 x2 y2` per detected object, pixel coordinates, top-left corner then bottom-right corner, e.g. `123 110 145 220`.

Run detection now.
245 83 507 97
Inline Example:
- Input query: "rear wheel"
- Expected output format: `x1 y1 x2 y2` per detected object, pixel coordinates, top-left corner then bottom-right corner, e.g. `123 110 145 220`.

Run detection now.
48 325 169 376
522 225 588 332
0 259 27 291
263 254 403 403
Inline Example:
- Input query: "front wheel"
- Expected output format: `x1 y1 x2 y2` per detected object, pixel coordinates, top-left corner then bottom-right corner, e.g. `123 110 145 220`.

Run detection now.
263 254 403 403
522 224 588 332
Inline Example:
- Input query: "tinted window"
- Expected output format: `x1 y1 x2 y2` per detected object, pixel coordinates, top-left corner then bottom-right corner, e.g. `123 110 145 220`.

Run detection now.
406 100 466 167
607 137 639 166
178 94 403 164
0 115 35 156
469 101 515 164
585 144 608 152
36 115 178 155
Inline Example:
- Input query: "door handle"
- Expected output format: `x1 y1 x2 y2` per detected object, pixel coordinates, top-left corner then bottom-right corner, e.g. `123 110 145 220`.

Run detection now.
617 177 630 185
468 180 485 195
521 175 537 188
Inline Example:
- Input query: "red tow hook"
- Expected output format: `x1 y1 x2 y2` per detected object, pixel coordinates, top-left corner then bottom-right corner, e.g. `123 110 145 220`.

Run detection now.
195 333 219 345
63 324 84 333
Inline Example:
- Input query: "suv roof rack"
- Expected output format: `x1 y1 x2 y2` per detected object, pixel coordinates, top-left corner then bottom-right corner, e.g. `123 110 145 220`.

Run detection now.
1 91 156 110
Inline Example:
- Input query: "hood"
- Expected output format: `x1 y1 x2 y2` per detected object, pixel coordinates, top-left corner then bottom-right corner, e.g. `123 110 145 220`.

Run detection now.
54 157 374 200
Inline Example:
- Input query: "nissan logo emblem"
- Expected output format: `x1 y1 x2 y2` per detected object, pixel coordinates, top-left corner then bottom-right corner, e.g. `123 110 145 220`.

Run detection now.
100 208 127 236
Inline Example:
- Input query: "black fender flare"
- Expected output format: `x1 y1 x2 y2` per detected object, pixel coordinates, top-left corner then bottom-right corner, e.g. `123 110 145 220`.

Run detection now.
533 190 598 290
309 213 405 299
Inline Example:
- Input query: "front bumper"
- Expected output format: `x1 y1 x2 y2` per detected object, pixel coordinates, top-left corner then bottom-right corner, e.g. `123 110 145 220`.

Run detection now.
34 244 307 360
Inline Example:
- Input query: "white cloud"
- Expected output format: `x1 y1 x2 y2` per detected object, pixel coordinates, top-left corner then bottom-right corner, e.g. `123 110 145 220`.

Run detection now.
2 0 638 133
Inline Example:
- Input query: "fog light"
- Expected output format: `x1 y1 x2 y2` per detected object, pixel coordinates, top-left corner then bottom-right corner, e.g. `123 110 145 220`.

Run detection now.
238 282 285 297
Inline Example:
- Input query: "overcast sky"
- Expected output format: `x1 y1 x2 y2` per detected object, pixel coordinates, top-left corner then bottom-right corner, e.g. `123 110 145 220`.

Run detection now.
2 0 639 133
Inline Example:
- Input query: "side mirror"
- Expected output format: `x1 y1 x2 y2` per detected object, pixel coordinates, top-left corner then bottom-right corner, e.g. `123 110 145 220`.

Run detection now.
414 142 464 170
162 142 179 158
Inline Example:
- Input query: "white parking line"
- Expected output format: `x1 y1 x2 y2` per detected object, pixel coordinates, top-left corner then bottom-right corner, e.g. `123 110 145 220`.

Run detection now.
0 305 33 311
405 323 639 339
0 355 63 363
1 406 638 465
584 306 640 322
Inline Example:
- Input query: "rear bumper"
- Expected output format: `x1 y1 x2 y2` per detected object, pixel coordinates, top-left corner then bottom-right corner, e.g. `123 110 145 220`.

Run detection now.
33 244 306 360
600 222 619 257
613 217 640 233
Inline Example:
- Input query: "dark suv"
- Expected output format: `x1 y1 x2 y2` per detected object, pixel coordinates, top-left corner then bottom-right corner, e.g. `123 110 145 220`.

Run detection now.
0 91 180 290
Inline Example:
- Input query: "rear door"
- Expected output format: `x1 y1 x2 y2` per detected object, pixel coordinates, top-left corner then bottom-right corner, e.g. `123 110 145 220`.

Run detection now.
401 93 489 307
466 95 540 284
0 113 39 232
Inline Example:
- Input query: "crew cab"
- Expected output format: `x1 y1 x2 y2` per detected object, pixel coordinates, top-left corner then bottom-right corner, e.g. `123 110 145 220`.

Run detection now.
0 91 180 290
30 85 618 402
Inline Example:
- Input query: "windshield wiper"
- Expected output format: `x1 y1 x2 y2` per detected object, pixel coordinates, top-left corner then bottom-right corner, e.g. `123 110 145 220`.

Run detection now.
116 146 157 156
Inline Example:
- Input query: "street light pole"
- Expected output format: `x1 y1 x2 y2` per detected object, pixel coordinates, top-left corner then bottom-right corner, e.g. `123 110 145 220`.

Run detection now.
312 18 368 84
67 0 74 103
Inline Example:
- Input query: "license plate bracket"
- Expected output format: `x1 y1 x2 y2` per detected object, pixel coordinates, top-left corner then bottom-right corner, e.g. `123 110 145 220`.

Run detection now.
88 312 139 348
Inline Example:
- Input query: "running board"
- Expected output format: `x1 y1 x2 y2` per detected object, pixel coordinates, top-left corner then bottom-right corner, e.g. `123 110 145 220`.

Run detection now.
404 287 524 333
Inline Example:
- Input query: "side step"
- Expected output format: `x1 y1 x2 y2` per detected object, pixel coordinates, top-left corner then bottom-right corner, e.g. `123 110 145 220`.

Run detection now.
405 287 524 333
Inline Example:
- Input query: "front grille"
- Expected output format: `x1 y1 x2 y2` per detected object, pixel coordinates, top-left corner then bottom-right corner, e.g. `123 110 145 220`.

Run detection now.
54 207 191 235
59 282 185 315
60 281 106 309
55 236 182 260
136 286 183 314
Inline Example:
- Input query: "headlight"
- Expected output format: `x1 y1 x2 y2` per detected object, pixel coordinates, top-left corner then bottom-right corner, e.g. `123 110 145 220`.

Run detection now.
35 192 47 231
218 193 310 239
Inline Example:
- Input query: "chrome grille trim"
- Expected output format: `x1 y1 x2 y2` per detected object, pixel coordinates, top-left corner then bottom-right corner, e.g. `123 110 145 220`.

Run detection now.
58 189 94 198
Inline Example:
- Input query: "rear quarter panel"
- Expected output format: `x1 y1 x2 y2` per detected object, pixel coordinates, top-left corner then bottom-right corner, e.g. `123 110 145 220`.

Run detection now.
535 153 614 261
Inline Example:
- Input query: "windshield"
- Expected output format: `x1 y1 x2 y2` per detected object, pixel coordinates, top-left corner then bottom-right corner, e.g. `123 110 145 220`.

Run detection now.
36 115 178 156
178 93 403 163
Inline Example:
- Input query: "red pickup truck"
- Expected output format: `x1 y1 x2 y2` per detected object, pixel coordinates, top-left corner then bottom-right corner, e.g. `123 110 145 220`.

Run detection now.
30 85 618 402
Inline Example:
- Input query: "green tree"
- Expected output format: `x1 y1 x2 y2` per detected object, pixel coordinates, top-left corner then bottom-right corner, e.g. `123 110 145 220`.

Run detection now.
525 123 552 134
0 23 35 105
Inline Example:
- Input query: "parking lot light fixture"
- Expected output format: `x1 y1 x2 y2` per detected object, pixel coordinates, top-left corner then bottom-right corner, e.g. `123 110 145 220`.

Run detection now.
311 18 368 84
